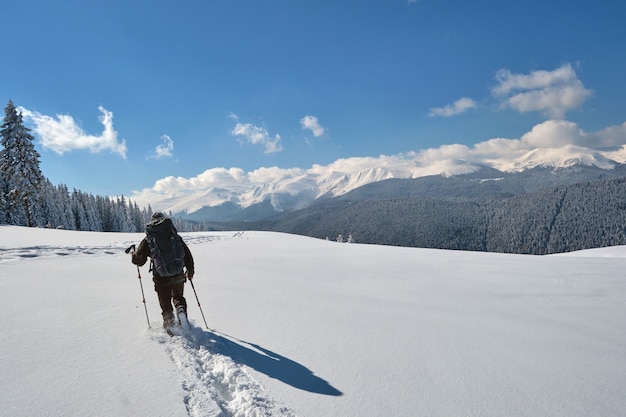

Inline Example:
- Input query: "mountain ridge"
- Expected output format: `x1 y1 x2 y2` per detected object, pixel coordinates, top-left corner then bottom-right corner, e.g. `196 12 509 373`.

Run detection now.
171 144 626 222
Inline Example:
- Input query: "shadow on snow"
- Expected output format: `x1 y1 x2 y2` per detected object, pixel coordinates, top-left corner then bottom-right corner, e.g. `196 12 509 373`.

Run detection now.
190 325 343 397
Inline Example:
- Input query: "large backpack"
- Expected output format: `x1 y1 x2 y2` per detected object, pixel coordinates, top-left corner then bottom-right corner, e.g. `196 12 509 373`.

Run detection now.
145 218 185 277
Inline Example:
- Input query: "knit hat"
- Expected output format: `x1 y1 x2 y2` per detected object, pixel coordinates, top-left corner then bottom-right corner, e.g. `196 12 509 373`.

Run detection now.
149 211 166 226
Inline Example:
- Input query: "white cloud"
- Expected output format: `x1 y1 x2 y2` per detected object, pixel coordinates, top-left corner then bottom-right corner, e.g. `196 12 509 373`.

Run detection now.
429 97 477 117
414 143 471 162
19 106 127 158
188 167 248 189
592 121 626 148
491 64 593 119
153 168 246 193
520 120 589 148
469 137 527 165
229 116 282 154
248 166 305 183
300 115 326 137
148 134 174 159
321 155 401 173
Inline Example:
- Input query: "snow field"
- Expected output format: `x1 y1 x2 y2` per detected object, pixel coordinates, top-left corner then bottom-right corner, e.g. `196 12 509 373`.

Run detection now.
1 226 626 416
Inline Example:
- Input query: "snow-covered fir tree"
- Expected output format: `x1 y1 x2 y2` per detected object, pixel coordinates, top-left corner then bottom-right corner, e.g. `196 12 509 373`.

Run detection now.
0 100 44 227
0 171 6 223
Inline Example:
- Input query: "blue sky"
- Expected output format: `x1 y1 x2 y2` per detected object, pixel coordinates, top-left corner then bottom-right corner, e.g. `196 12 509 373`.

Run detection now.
3 0 626 202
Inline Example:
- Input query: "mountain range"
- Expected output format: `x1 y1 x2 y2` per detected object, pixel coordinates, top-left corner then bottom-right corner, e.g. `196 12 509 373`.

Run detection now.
170 144 626 223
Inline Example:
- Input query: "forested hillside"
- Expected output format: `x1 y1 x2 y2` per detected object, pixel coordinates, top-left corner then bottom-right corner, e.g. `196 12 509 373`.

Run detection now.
254 176 626 254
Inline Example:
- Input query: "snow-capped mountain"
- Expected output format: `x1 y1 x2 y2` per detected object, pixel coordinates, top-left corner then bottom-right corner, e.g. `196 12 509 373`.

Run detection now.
497 144 618 172
169 167 396 221
162 145 626 222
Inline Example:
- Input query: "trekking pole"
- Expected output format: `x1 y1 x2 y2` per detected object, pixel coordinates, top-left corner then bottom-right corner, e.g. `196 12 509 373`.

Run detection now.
126 245 151 328
189 279 209 329
136 265 151 328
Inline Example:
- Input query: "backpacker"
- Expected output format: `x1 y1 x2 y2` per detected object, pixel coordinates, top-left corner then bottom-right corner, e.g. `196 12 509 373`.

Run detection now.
145 218 185 277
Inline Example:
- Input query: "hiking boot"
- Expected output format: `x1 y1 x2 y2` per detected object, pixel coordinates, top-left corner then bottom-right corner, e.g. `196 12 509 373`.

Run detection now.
162 313 176 329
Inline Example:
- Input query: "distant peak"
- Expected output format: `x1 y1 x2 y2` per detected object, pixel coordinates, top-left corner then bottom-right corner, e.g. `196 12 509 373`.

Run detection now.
498 145 615 172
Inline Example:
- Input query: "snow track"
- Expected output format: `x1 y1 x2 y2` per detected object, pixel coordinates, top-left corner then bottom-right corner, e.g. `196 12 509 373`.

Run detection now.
151 325 297 417
0 232 231 263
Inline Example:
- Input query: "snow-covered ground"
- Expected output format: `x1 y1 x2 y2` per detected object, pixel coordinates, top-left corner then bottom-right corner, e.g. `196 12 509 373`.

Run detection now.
1 225 625 417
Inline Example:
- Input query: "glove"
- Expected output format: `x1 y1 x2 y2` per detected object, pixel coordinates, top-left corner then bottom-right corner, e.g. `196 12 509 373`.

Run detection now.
124 244 136 255
186 270 194 280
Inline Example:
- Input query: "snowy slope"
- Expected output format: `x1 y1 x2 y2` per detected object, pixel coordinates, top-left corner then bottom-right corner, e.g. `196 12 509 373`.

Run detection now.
1 226 626 416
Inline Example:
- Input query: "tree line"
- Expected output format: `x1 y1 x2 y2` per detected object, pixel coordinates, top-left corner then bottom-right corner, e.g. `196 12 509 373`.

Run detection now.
0 100 154 232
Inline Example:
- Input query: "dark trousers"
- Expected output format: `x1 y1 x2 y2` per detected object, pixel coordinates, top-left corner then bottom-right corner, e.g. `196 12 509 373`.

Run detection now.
156 282 187 318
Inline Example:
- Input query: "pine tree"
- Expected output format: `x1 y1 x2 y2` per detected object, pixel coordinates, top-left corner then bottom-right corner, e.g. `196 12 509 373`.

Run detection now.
57 184 76 230
0 100 44 227
40 179 63 228
0 169 6 223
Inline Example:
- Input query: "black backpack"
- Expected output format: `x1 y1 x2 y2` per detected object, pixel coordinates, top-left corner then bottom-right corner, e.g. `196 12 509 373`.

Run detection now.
145 218 185 277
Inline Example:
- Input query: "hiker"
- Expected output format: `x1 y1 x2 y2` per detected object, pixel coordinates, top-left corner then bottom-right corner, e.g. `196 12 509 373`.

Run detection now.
130 212 194 328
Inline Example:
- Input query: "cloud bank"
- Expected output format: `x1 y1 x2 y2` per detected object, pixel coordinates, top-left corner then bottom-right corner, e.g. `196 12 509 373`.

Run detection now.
131 118 626 211
19 106 127 158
